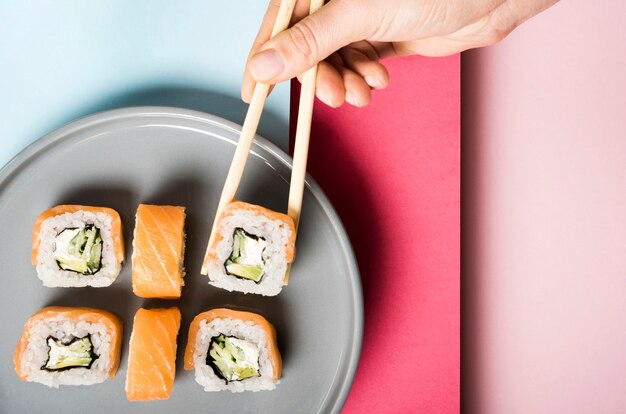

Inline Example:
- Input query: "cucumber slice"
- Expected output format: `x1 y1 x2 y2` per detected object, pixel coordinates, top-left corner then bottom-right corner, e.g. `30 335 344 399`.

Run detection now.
232 230 243 259
81 228 97 260
207 335 260 382
209 346 234 379
54 226 102 275
225 228 267 282
67 229 86 256
86 233 102 273
42 335 96 371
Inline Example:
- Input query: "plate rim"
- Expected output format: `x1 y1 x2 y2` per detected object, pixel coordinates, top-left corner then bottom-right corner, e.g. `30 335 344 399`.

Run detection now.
0 106 363 414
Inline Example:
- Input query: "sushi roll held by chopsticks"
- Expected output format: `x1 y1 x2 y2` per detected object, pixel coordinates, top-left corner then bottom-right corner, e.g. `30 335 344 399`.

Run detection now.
201 201 295 296
13 306 123 388
32 205 124 287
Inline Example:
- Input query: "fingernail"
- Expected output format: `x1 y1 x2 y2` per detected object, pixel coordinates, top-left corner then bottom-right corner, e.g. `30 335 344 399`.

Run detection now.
317 88 335 107
346 91 361 107
249 49 284 81
365 74 383 89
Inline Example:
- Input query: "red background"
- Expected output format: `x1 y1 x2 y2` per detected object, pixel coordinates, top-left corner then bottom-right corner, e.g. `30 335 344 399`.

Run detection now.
290 54 460 412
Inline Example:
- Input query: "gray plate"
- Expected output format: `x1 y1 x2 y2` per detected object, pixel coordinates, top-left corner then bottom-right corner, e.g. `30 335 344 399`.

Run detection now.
0 107 362 414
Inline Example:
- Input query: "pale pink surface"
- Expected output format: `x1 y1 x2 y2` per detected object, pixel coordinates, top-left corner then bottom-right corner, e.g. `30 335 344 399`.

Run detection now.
293 55 460 412
464 1 626 413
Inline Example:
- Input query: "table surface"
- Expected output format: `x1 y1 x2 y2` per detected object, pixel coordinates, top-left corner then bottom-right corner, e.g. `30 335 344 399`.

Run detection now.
301 54 460 413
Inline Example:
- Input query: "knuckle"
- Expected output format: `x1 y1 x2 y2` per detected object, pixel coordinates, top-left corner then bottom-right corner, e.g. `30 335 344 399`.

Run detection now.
350 41 381 61
288 20 321 60
468 14 513 47
420 3 457 32
482 26 510 45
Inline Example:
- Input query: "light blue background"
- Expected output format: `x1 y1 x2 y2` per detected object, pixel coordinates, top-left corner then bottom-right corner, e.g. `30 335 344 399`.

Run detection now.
0 0 289 166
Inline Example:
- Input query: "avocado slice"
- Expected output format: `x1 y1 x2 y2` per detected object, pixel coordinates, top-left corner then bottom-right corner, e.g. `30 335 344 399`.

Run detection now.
224 263 264 282
58 258 89 274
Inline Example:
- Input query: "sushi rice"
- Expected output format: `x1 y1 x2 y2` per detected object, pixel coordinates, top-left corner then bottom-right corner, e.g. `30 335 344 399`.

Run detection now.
16 316 112 388
35 211 121 287
191 317 278 392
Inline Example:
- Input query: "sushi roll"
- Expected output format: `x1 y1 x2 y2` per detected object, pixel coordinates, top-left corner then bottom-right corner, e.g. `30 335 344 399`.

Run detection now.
131 204 186 299
32 205 124 287
201 201 296 296
13 306 123 388
184 308 281 392
126 307 181 401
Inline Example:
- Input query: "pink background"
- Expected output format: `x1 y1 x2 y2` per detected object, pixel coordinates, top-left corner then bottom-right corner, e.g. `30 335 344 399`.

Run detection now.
464 1 626 413
293 54 460 411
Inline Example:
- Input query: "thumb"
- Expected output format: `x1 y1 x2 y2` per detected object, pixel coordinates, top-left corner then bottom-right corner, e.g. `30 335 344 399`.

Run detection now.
248 0 367 84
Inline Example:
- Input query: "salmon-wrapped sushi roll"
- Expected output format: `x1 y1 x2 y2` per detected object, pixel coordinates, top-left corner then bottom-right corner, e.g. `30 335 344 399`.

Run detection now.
14 306 123 388
201 201 296 296
32 205 124 287
131 204 186 299
125 307 181 401
184 308 281 392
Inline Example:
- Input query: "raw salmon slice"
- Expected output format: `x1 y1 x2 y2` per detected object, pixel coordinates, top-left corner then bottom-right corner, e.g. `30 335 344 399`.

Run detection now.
126 307 181 401
131 204 186 298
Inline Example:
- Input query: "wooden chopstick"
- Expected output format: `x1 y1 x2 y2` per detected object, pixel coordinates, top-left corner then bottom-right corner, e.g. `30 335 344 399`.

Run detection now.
288 0 324 228
201 0 297 275
284 0 325 283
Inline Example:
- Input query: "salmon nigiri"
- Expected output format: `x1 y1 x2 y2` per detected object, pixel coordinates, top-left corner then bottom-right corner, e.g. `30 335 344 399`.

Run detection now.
125 307 181 401
131 204 186 299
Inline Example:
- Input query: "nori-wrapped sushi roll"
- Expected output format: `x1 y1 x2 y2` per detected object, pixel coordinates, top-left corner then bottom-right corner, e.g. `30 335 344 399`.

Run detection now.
14 306 123 387
32 205 124 287
201 201 295 296
184 308 281 392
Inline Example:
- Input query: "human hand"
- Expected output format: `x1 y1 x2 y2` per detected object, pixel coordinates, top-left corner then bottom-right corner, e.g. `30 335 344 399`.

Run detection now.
242 0 558 107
